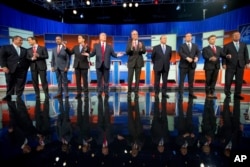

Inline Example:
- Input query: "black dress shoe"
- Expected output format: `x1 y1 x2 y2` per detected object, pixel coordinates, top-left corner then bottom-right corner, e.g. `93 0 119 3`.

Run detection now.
234 95 244 100
162 93 169 98
53 94 62 99
189 93 197 99
2 95 11 101
75 94 82 99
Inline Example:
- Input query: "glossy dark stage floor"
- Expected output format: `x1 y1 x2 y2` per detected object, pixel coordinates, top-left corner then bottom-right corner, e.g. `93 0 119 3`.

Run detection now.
0 90 250 167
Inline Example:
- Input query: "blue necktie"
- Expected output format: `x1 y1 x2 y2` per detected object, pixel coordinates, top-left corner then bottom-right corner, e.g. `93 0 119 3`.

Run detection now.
162 45 165 54
235 42 239 52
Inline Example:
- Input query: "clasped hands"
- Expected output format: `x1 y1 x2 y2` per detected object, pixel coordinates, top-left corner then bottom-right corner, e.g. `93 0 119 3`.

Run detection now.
186 57 198 63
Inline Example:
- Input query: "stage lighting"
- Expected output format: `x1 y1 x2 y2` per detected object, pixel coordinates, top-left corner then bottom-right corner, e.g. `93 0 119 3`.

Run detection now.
123 3 127 8
223 4 227 10
86 0 91 6
73 9 77 14
80 14 84 18
176 5 181 11
129 2 133 7
135 3 139 7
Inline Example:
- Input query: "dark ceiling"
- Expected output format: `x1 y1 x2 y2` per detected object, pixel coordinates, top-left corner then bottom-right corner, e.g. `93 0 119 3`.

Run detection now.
1 0 250 24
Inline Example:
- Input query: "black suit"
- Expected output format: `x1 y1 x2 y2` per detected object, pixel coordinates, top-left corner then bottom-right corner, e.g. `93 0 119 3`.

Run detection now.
151 97 169 148
96 96 114 147
27 45 49 96
200 98 217 146
56 98 72 144
152 44 172 94
126 40 146 93
127 96 144 151
0 44 30 98
90 42 118 94
7 98 37 151
223 41 249 96
176 97 196 148
202 45 225 95
178 43 200 94
70 44 90 95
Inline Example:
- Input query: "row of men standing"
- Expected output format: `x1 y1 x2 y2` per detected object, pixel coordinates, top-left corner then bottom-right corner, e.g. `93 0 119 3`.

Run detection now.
0 30 249 101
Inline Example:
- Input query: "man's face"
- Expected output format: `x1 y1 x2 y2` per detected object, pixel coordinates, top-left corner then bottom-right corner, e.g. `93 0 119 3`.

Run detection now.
56 37 62 45
160 36 167 44
27 38 34 46
14 37 23 47
232 32 241 42
208 37 216 45
131 31 138 40
99 33 107 42
185 33 192 43
78 36 85 44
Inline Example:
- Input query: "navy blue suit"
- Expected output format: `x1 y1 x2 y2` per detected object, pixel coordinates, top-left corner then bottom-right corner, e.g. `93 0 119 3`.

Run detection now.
152 44 172 94
90 42 118 94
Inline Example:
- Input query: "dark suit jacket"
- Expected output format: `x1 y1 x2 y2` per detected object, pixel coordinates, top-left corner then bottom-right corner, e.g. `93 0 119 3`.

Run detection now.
27 45 48 71
126 40 146 68
151 44 172 71
178 43 200 69
71 44 90 69
222 41 249 69
51 45 70 70
90 42 118 69
202 45 226 70
0 44 30 73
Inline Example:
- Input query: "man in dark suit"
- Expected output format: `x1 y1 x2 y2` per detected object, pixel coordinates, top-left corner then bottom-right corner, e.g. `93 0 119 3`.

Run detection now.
68 35 90 99
51 36 70 98
126 30 146 97
178 33 200 98
202 35 227 99
27 36 49 99
0 35 30 101
88 32 123 96
152 35 172 98
223 31 249 100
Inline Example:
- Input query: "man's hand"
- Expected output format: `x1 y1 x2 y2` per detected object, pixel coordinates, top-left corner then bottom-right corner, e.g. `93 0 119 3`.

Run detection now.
82 52 89 56
209 56 217 62
194 57 198 63
117 52 124 57
186 57 193 63
222 65 226 69
51 67 55 72
226 54 231 59
2 67 9 74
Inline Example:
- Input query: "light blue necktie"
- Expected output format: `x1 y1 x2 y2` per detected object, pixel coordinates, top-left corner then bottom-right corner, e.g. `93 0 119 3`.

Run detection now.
16 47 20 56
79 45 82 52
162 45 166 54
235 42 239 52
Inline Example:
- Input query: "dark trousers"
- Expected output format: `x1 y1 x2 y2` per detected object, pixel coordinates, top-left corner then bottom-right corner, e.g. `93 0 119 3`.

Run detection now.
75 68 88 94
224 67 244 96
55 69 68 95
205 69 219 95
178 67 195 94
154 68 169 94
127 67 141 93
5 67 28 97
31 69 49 95
96 63 110 93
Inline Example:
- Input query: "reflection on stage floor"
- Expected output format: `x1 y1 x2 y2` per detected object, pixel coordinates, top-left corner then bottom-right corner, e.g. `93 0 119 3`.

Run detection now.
0 90 250 167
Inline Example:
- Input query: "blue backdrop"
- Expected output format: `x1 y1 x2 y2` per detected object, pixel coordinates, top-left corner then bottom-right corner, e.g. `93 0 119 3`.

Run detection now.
0 4 250 36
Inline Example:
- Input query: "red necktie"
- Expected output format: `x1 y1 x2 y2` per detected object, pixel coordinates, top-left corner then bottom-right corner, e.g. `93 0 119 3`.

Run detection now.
103 133 107 147
133 41 137 48
33 46 36 53
57 45 61 54
212 45 216 54
101 43 105 62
